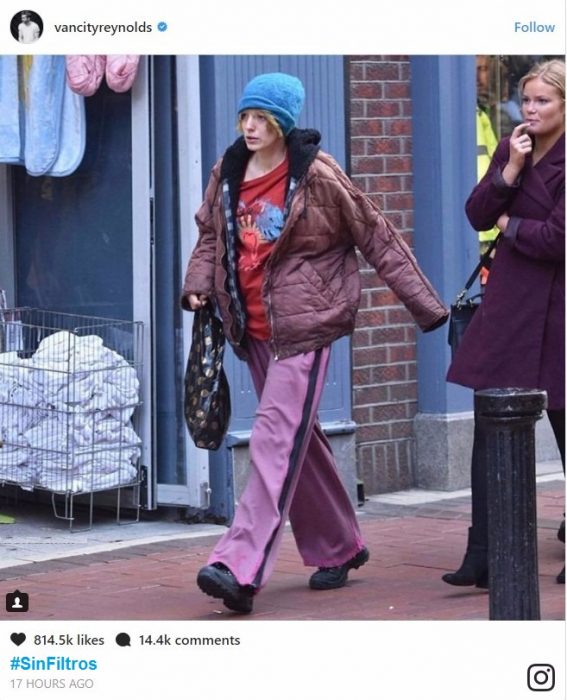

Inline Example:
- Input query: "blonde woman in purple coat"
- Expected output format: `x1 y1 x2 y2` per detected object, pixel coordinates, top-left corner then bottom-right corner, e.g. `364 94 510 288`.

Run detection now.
446 59 565 587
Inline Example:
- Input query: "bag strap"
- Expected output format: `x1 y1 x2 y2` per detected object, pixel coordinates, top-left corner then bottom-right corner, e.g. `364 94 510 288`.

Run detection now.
455 232 502 305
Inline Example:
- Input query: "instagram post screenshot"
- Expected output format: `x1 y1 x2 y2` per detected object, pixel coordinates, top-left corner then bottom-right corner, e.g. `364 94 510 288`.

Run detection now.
0 1 565 697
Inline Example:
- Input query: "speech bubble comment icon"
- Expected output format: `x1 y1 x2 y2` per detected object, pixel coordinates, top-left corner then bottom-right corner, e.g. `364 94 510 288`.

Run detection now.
115 632 131 647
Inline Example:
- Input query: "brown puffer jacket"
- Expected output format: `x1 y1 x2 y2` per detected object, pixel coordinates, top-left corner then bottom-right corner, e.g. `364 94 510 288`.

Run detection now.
182 129 448 360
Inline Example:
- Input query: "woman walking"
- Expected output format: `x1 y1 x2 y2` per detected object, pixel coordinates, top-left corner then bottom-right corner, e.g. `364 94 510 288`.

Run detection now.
182 72 448 613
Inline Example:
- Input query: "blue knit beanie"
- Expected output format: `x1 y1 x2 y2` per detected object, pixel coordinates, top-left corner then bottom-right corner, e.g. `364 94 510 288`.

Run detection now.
237 73 305 136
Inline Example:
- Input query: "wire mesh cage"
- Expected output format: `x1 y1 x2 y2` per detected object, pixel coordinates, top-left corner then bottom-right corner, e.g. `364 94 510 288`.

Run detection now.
0 308 144 528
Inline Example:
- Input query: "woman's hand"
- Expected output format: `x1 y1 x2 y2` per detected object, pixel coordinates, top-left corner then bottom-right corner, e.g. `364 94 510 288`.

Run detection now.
502 123 532 184
188 293 209 310
496 213 510 232
509 122 533 163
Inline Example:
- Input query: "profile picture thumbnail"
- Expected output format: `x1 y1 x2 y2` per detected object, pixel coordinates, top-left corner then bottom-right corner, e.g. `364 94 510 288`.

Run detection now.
10 9 44 44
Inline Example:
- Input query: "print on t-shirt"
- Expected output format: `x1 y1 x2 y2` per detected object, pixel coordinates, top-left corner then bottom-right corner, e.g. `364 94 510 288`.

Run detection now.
235 157 289 340
237 199 284 272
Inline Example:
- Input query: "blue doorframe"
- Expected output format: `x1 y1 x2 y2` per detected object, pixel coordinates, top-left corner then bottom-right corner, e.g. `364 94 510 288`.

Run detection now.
410 55 478 415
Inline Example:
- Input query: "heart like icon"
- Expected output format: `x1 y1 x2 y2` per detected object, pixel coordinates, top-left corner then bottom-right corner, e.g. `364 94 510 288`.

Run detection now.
10 632 26 646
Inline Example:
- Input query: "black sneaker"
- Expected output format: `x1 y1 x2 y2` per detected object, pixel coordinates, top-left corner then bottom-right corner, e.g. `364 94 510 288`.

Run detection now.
558 519 565 544
197 563 255 613
309 547 370 590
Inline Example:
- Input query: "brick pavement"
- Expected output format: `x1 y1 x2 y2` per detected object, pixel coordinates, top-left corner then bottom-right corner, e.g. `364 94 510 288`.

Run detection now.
0 479 564 621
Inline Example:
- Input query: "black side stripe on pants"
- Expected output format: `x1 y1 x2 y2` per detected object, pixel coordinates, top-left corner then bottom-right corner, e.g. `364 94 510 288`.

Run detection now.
252 348 323 588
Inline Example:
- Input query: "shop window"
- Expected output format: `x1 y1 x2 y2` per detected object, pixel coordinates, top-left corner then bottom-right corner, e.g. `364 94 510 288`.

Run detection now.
13 84 133 320
474 55 562 266
476 55 562 139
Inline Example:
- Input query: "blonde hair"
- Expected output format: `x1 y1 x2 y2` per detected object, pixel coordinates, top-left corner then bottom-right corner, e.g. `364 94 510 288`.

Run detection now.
519 59 565 101
237 109 284 138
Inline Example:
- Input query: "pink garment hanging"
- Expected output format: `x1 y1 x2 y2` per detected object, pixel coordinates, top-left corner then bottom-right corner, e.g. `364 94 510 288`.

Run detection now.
105 55 140 93
65 55 106 97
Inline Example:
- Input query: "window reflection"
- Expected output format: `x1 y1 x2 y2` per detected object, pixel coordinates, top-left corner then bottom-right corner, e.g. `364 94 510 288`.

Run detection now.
473 55 562 271
476 55 562 138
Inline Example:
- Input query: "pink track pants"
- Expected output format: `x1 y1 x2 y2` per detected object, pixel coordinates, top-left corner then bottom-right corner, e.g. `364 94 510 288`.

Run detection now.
207 338 364 589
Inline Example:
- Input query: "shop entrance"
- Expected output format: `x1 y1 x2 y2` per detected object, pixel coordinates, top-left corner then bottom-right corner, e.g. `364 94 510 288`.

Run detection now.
0 56 209 513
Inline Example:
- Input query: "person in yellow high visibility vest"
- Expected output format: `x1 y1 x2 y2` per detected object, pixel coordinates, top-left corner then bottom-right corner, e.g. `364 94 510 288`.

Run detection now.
476 56 500 285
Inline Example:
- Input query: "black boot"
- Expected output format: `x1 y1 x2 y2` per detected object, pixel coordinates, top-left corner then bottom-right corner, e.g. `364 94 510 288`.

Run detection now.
442 527 488 588
309 547 370 590
197 563 255 613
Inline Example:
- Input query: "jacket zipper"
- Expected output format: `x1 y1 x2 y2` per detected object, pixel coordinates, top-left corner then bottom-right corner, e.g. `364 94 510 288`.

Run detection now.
267 287 279 360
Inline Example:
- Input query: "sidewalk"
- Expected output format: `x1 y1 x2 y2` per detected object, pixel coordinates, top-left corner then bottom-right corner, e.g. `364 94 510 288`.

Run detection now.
0 463 564 621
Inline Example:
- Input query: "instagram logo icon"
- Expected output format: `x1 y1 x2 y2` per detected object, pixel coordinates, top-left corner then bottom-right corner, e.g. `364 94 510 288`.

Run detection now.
527 664 555 692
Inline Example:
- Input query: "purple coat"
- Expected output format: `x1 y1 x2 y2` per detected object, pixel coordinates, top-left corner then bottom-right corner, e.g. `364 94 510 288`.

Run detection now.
447 133 565 409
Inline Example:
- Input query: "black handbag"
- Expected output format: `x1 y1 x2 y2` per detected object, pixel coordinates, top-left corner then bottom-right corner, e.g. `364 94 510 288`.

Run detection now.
448 234 501 359
184 304 231 450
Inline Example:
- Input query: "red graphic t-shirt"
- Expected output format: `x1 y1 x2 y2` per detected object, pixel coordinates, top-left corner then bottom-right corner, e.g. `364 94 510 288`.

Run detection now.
237 157 288 340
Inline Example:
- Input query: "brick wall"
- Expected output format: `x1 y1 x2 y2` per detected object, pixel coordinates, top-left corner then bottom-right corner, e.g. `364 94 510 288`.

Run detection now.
348 56 417 494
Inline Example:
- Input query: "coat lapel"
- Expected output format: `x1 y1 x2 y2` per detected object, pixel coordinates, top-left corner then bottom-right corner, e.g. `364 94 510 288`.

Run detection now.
518 133 565 213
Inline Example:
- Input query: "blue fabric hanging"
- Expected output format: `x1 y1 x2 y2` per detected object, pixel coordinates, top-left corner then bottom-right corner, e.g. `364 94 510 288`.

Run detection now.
0 55 85 177
23 55 67 175
0 56 22 164
44 66 86 177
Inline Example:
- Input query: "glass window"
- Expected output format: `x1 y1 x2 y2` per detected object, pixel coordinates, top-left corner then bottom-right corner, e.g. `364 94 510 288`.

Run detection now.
474 55 562 268
14 84 133 320
476 55 562 139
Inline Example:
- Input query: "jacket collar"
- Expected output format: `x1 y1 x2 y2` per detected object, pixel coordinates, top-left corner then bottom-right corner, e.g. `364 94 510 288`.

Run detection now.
220 128 322 214
542 131 565 166
521 132 565 211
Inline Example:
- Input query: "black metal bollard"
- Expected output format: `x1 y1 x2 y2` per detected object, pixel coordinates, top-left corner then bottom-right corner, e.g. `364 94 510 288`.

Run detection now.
475 388 547 620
